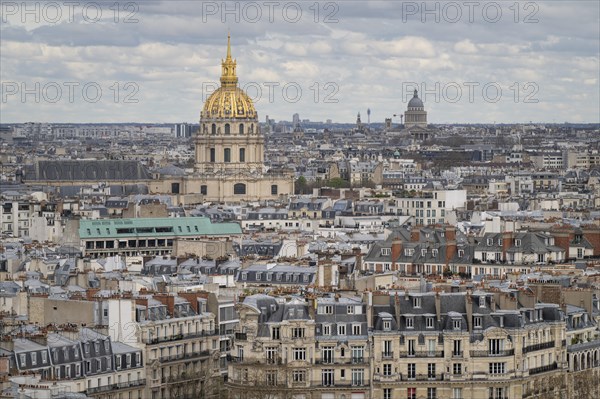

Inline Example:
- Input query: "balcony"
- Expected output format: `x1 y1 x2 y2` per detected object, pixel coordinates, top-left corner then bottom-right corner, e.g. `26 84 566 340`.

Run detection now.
351 357 366 364
470 349 515 357
159 350 210 363
382 351 394 359
399 350 444 358
143 330 218 344
523 341 554 354
451 351 464 358
315 358 335 365
529 362 558 375
86 379 146 394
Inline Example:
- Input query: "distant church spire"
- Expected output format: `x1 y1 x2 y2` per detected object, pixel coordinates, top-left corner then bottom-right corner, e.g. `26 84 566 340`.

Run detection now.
221 32 238 88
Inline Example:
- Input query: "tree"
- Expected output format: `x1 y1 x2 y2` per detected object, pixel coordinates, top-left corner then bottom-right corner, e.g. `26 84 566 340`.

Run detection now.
295 176 308 194
325 177 350 188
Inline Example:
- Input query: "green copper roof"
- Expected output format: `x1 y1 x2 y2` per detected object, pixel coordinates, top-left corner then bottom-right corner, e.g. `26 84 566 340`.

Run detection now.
79 217 241 239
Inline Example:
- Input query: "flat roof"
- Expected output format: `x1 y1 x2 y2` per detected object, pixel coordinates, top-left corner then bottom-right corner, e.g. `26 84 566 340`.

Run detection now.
79 217 242 239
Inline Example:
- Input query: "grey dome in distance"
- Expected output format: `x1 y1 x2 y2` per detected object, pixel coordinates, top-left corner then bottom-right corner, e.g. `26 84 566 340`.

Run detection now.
408 89 424 108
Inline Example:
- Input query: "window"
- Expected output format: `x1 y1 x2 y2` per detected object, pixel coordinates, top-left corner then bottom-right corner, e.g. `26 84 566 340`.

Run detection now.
322 324 331 336
453 388 463 399
351 346 364 363
381 248 391 256
489 339 504 355
487 238 493 246
453 363 462 375
383 320 391 331
211 123 216 134
266 347 278 364
384 388 392 399
265 370 277 386
427 387 437 399
453 340 462 356
406 316 414 328
489 362 506 374
383 363 392 376
428 363 436 378
200 185 207 195
453 319 461 330
383 340 392 357
171 183 180 194
407 363 416 379
338 324 346 336
272 327 280 340
292 370 305 383
474 316 482 328
319 369 335 388
352 324 361 335
41 351 47 364
413 297 422 308
408 339 416 356
233 183 246 195
322 347 334 364
210 148 215 162
239 123 244 135
351 369 364 386
318 305 333 314
426 317 434 328
224 148 231 162
479 296 486 307
271 185 278 195
224 123 230 134
407 387 417 399
515 239 521 247
293 348 306 361
421 249 427 256
291 328 305 338
31 352 37 365
239 148 245 162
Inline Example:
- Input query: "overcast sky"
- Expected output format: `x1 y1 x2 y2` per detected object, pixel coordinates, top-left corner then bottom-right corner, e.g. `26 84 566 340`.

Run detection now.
1 1 598 124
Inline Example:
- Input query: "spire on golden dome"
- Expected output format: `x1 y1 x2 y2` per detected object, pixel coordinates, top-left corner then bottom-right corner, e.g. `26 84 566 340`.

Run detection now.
220 33 237 88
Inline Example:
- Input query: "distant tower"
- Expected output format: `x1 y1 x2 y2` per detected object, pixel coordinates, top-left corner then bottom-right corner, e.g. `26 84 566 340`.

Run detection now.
367 108 371 127
356 112 364 132
293 113 300 124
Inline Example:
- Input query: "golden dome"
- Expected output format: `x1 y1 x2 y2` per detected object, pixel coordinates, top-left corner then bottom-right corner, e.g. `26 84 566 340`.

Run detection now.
201 34 257 120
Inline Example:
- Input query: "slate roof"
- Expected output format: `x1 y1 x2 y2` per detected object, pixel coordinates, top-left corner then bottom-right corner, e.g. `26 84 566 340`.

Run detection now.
24 160 152 181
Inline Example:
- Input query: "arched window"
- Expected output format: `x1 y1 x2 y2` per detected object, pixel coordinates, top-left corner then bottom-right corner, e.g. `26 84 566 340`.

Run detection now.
239 124 244 135
211 124 216 135
210 148 215 162
239 148 245 162
271 185 278 195
224 148 231 163
224 123 230 134
234 183 246 195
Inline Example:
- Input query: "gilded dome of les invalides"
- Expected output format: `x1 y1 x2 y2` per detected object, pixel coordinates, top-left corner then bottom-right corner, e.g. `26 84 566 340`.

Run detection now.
201 34 257 120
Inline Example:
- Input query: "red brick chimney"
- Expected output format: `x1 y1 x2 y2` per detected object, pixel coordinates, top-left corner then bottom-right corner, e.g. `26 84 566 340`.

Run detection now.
410 227 420 242
391 239 403 271
502 231 513 262
552 230 572 259
154 293 176 316
444 225 456 241
179 292 209 314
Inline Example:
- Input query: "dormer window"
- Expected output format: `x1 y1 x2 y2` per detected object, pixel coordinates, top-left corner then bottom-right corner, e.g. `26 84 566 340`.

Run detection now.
381 248 391 256
453 319 461 330
241 272 247 281
479 296 486 308
515 239 521 247
474 316 482 328
458 249 464 257
256 272 262 280
406 317 414 329
405 248 414 256
421 249 427 257
426 317 434 328
383 321 391 331
413 297 422 308
487 238 493 246
432 249 438 258
497 238 502 246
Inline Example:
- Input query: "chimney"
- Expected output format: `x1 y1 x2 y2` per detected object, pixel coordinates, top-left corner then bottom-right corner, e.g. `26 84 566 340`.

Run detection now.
154 293 176 316
391 239 403 270
86 288 100 301
410 227 420 242
445 226 457 266
502 231 513 262
444 225 456 241
435 291 441 322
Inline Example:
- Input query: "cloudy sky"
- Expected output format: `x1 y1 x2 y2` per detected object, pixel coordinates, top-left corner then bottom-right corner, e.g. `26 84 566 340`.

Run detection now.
1 1 598 124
